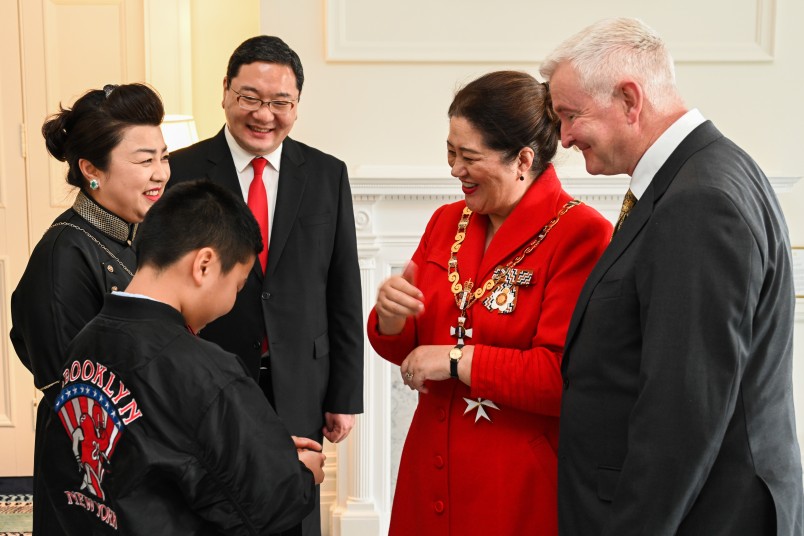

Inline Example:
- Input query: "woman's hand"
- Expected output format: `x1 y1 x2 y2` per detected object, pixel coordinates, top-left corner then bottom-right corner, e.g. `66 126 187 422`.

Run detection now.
375 262 424 335
401 345 473 393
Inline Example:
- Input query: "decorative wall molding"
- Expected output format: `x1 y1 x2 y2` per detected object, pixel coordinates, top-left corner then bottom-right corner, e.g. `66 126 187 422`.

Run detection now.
326 0 776 63
0 257 12 427
328 258 384 535
43 0 133 208
144 0 193 115
350 164 800 201
0 102 6 210
50 0 122 4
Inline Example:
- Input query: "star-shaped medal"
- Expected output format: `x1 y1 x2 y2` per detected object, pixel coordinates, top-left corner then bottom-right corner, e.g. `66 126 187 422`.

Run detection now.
463 397 500 423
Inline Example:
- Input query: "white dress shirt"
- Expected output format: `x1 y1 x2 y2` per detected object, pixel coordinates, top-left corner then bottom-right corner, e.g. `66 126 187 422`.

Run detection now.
224 126 281 245
629 108 706 200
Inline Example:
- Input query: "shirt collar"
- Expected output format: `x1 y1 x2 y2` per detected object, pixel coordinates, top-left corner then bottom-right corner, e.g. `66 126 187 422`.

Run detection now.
629 108 706 199
223 125 283 173
112 290 158 302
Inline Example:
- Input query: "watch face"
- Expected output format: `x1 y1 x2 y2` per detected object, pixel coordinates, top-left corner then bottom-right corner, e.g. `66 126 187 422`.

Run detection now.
449 347 463 360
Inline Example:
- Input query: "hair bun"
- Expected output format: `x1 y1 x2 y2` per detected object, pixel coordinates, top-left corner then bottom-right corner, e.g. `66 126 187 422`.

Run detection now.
541 83 560 131
41 108 71 162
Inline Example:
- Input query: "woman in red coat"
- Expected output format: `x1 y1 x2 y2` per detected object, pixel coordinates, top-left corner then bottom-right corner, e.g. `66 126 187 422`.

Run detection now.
367 71 612 535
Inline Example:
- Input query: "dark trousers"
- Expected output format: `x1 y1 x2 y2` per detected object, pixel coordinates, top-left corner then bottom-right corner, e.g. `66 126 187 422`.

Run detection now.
259 357 320 536
301 488 321 536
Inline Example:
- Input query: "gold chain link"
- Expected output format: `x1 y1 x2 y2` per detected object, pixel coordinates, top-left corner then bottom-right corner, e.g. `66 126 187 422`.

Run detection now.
448 200 581 312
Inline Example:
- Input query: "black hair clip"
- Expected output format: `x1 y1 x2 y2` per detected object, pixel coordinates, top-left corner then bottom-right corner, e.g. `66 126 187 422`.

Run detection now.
103 84 118 98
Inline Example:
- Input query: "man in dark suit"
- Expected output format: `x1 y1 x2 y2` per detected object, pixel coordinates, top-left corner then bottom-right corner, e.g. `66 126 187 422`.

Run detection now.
168 36 363 536
541 18 803 535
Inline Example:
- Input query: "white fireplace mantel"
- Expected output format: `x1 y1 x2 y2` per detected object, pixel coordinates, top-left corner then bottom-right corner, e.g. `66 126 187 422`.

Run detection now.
350 164 801 200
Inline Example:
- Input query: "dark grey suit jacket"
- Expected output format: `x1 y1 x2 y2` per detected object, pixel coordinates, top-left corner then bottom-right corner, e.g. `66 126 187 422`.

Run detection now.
167 128 364 440
559 121 803 535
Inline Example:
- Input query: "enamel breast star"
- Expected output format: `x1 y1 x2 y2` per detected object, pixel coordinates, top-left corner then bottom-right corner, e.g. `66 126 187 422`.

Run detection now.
463 397 500 423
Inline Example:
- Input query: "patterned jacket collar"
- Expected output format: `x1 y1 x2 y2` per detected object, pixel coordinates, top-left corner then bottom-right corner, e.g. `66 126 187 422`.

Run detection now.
72 190 138 245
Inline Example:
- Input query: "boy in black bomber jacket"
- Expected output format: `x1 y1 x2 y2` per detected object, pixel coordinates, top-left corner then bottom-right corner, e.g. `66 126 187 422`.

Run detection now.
42 180 325 535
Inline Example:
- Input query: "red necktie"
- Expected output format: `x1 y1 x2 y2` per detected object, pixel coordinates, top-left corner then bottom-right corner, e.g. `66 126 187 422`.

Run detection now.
248 157 269 272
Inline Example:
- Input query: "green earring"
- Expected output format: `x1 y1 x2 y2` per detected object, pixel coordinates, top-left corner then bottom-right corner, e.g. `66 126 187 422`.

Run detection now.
89 179 99 190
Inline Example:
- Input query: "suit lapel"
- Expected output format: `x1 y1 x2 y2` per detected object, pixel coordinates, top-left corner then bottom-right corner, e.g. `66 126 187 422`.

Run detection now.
562 121 723 366
561 185 654 368
205 128 243 197
266 138 307 275
202 129 263 279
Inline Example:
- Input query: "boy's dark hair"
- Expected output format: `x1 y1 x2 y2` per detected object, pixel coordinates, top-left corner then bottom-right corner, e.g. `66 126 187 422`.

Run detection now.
226 35 304 95
137 180 262 273
42 83 165 190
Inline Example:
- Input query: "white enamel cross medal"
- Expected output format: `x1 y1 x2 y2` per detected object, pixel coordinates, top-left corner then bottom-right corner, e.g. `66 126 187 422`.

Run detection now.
463 397 500 423
449 283 500 424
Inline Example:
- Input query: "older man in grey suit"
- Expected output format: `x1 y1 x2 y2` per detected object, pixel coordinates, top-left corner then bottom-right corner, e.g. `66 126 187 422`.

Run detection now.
541 18 803 535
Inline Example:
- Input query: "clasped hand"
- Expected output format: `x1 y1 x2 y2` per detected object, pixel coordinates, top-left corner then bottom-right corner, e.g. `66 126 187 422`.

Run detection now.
293 436 326 485
399 345 454 393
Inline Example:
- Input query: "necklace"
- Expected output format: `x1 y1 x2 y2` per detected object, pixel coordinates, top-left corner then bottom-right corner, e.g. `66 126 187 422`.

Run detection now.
48 222 135 277
448 199 581 423
448 200 581 326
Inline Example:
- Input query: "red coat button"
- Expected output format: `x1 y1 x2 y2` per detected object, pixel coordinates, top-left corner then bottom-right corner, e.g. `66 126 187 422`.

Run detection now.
433 500 445 514
434 455 444 469
437 408 446 421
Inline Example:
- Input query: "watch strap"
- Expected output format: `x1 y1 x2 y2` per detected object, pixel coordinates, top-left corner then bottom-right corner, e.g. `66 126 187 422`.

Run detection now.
449 343 464 378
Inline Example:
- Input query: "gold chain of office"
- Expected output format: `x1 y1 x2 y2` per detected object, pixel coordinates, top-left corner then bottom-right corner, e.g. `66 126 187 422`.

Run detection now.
447 200 581 312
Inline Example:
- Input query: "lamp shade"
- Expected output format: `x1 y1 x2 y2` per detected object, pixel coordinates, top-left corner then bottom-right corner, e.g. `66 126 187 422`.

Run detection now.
161 114 199 152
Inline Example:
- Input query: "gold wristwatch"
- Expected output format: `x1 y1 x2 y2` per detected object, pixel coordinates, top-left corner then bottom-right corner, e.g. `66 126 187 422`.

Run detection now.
449 343 464 378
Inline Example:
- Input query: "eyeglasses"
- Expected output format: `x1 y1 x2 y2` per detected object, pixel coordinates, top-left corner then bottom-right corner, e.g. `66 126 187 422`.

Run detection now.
229 87 297 114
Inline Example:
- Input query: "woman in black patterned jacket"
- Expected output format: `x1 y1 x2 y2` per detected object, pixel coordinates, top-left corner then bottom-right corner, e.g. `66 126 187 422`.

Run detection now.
9 82 168 536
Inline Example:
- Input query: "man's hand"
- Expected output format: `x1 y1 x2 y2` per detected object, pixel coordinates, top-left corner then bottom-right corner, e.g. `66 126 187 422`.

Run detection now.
322 412 355 444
